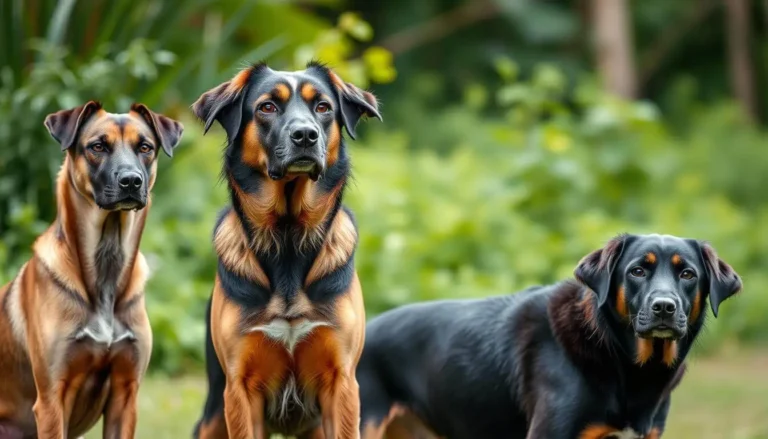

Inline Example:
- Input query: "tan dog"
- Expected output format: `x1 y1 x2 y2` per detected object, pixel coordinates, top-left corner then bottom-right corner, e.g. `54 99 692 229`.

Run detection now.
192 62 380 439
0 101 182 438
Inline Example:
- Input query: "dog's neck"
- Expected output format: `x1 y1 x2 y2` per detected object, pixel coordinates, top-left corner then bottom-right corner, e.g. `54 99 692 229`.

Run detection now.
225 149 348 255
33 157 149 308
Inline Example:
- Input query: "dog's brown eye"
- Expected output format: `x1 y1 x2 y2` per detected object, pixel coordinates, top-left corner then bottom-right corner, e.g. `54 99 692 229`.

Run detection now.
139 143 153 154
680 269 696 280
89 142 105 153
630 267 646 277
259 102 277 114
315 102 331 113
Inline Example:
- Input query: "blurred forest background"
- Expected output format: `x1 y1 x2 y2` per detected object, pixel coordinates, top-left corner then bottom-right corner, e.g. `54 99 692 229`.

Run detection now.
2 1 768 436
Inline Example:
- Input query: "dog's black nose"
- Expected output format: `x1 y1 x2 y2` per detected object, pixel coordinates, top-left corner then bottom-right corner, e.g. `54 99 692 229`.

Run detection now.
651 298 677 317
290 126 319 148
118 171 143 190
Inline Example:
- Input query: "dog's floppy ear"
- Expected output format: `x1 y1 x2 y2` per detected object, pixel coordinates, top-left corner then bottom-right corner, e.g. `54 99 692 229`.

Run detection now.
44 101 102 151
193 66 259 142
695 241 742 318
327 70 382 140
131 103 184 157
574 234 632 306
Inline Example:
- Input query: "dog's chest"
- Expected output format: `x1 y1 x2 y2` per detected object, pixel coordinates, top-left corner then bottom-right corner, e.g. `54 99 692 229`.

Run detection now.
247 318 329 354
240 318 338 434
75 312 135 347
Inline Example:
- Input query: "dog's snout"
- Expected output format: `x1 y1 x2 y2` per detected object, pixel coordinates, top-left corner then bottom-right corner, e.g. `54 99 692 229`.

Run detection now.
651 297 677 318
290 125 319 148
118 171 143 191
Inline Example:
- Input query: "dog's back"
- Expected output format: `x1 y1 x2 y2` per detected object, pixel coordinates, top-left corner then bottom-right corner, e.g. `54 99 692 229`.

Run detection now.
358 285 552 439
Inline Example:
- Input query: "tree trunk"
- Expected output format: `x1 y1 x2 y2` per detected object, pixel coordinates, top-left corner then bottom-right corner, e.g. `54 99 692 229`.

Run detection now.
591 0 638 99
725 0 758 123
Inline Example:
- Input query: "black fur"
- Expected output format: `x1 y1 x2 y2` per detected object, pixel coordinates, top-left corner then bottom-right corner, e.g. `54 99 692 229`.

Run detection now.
194 63 376 437
358 234 742 438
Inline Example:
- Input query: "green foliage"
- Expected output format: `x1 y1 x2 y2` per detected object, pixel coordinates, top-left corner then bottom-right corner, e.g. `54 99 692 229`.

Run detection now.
2 2 767 375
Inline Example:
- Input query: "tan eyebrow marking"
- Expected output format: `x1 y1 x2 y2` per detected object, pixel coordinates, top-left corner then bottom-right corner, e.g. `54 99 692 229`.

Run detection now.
300 83 318 102
274 83 291 102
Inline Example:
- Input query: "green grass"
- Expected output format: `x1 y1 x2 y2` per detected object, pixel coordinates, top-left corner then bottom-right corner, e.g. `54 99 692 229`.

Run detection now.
86 349 768 438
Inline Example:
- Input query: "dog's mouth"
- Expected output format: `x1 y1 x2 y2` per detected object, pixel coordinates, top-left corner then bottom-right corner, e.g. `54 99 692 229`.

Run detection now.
635 324 686 340
270 157 324 181
97 196 146 212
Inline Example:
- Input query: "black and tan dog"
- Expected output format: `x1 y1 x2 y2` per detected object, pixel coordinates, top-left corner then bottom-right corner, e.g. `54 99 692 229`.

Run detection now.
192 62 380 439
0 102 182 438
358 234 742 439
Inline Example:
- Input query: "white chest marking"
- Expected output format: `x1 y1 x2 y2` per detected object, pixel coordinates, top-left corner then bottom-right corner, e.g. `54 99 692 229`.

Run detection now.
74 314 135 346
607 428 643 439
246 319 330 354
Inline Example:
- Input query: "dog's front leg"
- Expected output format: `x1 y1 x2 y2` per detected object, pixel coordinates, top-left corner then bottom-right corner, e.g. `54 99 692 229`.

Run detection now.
30 345 66 439
102 355 140 439
102 331 149 439
32 393 65 439
317 370 361 439
224 379 266 439
101 376 139 439
338 374 361 439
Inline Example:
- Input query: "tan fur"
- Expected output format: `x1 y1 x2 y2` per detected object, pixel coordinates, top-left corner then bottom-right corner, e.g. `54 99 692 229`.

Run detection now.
635 338 654 365
229 173 345 254
241 121 269 171
327 121 342 167
292 178 347 250
0 112 159 438
301 83 318 102
671 254 682 265
615 285 628 320
645 252 657 264
662 340 678 367
306 209 358 285
689 290 701 324
328 71 349 94
231 68 255 91
646 427 661 439
214 211 270 287
191 66 256 121
275 83 291 102
579 424 660 439
229 176 285 253
578 424 617 439
210 273 366 439
361 405 441 439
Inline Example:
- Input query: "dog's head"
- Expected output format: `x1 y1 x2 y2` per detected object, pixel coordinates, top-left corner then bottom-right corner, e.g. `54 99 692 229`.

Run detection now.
44 101 183 211
192 62 381 181
575 234 742 341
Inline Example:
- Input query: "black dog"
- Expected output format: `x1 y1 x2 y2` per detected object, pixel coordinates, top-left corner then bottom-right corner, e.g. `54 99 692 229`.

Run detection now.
358 234 742 439
193 62 380 439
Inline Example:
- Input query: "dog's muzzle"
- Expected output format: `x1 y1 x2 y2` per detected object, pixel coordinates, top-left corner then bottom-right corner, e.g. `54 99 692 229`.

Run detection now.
634 296 687 340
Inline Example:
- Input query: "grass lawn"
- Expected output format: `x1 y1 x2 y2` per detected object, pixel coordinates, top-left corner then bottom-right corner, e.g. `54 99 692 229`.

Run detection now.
86 349 768 438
